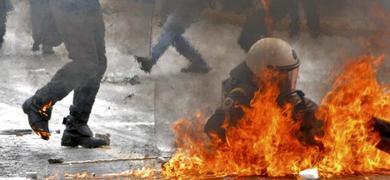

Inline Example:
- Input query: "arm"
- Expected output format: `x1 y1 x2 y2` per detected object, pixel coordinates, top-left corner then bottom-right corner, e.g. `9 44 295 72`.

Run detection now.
204 77 256 139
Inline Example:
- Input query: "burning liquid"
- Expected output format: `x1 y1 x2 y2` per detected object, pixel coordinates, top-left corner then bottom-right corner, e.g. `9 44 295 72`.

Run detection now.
95 56 389 179
161 56 390 178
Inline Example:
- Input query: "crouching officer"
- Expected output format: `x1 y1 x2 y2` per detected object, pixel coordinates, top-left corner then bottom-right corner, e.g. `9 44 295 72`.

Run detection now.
204 38 323 147
22 0 108 148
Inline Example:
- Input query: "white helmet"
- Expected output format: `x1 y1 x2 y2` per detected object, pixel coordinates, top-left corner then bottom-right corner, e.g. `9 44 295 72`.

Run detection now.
245 38 300 93
245 38 300 76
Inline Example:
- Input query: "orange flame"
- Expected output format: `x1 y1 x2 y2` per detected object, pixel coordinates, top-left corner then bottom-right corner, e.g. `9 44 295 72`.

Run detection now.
316 55 390 176
113 56 389 179
39 100 53 118
161 55 390 178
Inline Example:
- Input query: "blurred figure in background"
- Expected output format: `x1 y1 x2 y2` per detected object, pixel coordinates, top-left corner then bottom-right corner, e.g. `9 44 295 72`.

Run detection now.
238 0 320 52
136 0 211 74
22 0 108 148
0 0 13 48
30 0 62 54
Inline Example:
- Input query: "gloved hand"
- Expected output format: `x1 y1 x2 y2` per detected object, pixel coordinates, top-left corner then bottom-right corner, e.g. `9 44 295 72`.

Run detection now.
204 109 226 140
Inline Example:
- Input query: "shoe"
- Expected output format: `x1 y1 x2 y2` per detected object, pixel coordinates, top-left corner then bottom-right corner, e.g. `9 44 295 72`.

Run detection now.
61 115 108 148
42 45 55 55
32 42 40 52
135 56 153 73
181 63 211 74
22 97 53 140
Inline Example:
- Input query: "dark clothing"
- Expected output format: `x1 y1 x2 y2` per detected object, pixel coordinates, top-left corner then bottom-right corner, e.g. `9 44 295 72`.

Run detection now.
151 0 208 66
238 0 320 52
32 0 107 124
30 0 62 48
0 0 12 45
204 63 323 146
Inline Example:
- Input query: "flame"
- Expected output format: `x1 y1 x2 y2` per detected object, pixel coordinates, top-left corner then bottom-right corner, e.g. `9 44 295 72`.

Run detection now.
39 100 53 118
316 55 390 176
162 70 321 178
261 0 273 36
161 55 390 178
80 56 389 179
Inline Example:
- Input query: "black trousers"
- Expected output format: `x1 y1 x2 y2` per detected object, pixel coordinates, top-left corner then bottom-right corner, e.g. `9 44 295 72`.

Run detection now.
0 6 7 43
34 0 107 123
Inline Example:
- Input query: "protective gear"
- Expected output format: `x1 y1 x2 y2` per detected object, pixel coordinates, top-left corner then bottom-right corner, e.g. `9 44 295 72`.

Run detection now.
204 40 323 147
245 38 300 75
22 97 53 140
23 0 107 147
245 38 300 94
61 115 108 148
278 90 324 146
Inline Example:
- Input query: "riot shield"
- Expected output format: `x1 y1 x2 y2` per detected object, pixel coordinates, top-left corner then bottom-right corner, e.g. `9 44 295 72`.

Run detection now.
102 0 155 58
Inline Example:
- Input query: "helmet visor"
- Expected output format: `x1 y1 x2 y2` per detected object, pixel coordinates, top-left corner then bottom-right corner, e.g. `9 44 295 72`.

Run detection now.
278 67 299 95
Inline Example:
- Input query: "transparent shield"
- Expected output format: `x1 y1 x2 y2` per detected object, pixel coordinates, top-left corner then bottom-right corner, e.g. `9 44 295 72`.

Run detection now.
103 0 155 58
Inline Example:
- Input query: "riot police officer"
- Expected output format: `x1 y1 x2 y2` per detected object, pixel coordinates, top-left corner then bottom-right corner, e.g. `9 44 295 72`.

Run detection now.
22 0 108 148
204 38 324 146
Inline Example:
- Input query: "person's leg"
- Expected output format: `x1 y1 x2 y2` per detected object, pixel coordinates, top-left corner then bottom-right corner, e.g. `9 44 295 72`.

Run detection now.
22 0 104 141
173 35 210 73
134 10 181 73
58 0 108 148
0 8 7 47
40 0 62 54
30 0 47 51
302 0 320 38
136 0 206 73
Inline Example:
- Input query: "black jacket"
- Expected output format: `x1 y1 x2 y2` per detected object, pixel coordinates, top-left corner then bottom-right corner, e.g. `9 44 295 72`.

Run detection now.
204 62 323 146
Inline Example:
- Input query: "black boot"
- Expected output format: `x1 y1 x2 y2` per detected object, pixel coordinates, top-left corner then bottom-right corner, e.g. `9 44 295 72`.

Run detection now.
181 63 211 74
32 42 40 52
22 97 53 140
42 45 55 55
61 115 108 148
0 37 3 49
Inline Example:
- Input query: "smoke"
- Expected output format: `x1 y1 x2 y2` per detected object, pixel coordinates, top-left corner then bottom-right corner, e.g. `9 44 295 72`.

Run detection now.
1 0 388 155
153 0 390 153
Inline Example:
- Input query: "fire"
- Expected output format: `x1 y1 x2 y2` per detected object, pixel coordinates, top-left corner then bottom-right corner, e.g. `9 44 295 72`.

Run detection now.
161 55 390 178
162 70 319 178
316 55 390 176
39 100 53 118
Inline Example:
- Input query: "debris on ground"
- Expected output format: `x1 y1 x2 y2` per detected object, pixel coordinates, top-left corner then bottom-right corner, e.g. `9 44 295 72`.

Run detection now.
48 158 65 164
0 129 32 136
26 172 38 179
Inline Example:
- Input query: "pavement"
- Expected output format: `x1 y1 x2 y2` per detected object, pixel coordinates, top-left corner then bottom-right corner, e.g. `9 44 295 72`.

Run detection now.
0 1 389 179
